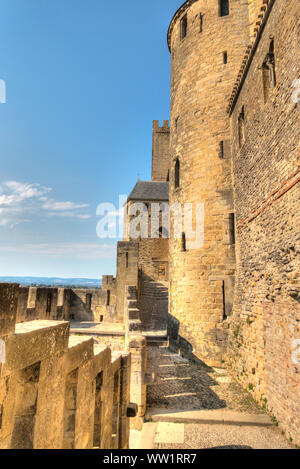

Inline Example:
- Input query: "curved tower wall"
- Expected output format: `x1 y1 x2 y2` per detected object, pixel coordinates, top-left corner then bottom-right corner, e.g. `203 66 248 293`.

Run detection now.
168 0 250 365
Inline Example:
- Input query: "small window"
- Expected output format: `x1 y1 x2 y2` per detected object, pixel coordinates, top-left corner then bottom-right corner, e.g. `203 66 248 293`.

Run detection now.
106 290 111 306
166 170 170 182
126 252 129 268
200 13 203 33
223 51 228 64
229 213 235 245
181 232 186 252
219 141 224 158
175 159 180 189
180 15 187 40
219 0 229 17
238 106 245 148
86 293 92 310
262 40 276 104
100 315 104 323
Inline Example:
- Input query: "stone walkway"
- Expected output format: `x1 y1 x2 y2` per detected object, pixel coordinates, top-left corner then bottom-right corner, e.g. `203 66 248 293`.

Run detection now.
147 345 262 413
130 344 295 450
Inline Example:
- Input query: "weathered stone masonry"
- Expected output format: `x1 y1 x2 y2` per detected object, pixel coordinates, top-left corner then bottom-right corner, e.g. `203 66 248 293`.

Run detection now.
227 0 300 445
0 283 132 449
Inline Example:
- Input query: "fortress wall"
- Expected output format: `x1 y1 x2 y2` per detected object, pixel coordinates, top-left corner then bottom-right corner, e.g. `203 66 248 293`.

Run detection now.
152 120 170 182
168 0 250 365
229 0 300 445
0 283 132 449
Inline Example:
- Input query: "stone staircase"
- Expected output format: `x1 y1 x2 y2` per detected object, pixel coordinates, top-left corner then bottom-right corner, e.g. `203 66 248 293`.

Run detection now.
139 280 168 332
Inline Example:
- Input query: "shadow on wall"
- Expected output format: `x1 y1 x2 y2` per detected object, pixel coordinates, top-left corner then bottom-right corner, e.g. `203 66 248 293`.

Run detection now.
167 313 229 369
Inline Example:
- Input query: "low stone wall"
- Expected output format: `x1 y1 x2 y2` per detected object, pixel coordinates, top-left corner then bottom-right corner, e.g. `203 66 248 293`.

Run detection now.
0 284 131 449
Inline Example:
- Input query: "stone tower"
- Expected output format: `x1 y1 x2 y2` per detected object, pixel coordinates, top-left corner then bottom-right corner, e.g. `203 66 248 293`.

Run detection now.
168 0 251 366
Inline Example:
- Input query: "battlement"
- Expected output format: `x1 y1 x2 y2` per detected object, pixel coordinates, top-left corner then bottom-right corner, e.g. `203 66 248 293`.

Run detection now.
153 120 170 131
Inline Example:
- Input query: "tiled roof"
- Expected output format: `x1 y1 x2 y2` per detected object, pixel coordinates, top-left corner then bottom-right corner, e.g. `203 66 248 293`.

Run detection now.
128 181 169 202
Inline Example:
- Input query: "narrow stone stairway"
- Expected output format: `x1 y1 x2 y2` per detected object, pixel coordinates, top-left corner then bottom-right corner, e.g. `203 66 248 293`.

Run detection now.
139 280 168 332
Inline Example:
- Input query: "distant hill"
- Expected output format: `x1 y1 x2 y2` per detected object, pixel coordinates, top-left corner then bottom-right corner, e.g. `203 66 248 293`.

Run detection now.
0 276 102 288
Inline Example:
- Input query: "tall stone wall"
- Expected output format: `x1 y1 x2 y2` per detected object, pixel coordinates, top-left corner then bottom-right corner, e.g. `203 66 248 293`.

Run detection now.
168 0 250 365
151 120 170 182
0 283 132 449
228 0 300 445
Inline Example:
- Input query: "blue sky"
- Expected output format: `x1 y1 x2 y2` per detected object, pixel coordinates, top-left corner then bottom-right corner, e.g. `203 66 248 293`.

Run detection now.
0 0 184 278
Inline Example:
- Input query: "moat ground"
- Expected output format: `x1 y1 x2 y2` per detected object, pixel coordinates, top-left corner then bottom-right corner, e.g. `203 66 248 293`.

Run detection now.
130 344 294 450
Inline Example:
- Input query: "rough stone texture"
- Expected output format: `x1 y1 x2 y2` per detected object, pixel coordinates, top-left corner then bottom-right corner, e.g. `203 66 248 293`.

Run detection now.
228 0 300 446
0 284 132 449
152 120 170 182
168 0 250 366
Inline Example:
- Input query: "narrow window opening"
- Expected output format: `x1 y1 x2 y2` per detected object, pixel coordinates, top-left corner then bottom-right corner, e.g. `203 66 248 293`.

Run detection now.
223 51 228 64
200 13 203 33
238 106 245 148
262 40 276 103
180 15 187 40
100 315 104 323
46 292 52 314
219 141 224 158
229 213 236 245
181 232 186 252
107 290 111 307
175 159 180 189
86 293 92 310
222 281 227 321
125 252 129 268
166 170 170 182
219 0 229 17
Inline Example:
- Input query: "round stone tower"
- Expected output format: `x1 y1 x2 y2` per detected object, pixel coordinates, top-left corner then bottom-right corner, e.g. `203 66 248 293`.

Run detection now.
168 0 251 366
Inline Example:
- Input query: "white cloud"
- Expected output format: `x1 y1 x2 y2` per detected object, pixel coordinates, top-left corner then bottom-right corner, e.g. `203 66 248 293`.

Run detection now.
42 200 89 211
0 242 115 260
0 180 91 228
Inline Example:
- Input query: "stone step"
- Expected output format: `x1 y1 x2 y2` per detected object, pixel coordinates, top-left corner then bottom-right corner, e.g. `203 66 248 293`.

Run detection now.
146 409 274 427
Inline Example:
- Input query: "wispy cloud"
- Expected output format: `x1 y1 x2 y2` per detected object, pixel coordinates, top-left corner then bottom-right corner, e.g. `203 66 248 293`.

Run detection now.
0 180 91 227
0 242 115 260
42 200 89 211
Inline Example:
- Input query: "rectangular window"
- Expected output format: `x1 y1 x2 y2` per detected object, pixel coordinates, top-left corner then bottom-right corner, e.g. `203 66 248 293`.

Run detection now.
223 51 228 64
86 293 92 310
219 141 224 158
46 293 52 314
181 232 187 252
238 106 245 148
107 290 111 306
180 15 187 40
219 0 229 17
200 13 203 33
229 213 235 245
